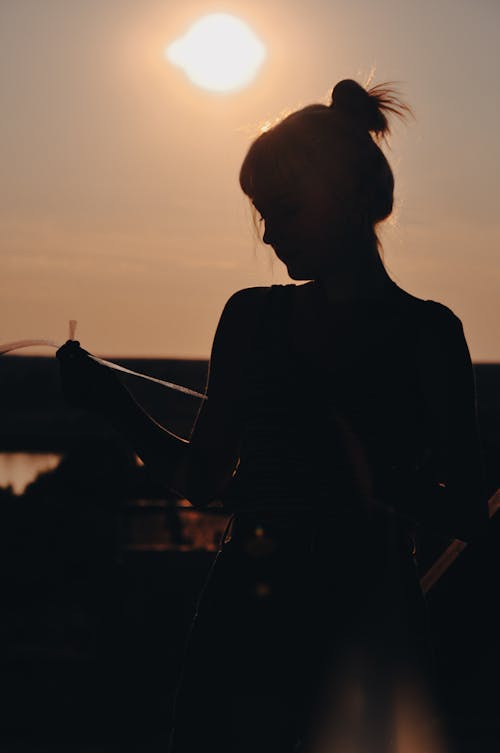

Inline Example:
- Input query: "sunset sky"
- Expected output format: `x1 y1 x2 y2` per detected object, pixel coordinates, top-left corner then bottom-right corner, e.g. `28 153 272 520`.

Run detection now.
1 0 499 360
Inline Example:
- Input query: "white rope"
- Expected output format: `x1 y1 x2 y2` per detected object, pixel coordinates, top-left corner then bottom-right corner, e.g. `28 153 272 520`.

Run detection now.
0 320 207 401
0 339 61 354
90 355 206 400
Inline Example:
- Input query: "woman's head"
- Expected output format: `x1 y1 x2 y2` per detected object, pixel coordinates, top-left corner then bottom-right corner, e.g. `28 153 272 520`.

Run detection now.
239 79 410 280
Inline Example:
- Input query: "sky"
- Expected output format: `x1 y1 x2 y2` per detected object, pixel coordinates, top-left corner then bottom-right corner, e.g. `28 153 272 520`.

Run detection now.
1 0 499 360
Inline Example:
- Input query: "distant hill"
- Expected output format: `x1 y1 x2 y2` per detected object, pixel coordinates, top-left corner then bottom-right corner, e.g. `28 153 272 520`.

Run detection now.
1 355 499 493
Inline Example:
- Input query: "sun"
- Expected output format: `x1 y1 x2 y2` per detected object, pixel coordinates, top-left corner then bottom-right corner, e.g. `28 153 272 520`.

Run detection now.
166 13 266 93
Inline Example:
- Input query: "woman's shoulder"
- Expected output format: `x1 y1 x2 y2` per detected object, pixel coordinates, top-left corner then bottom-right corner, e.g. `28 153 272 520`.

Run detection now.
394 286 463 330
223 285 272 308
221 285 291 322
224 284 294 304
213 287 273 345
393 288 470 369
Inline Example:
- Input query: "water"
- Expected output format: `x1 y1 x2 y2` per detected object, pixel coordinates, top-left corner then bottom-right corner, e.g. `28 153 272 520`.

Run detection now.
0 452 62 495
0 451 228 550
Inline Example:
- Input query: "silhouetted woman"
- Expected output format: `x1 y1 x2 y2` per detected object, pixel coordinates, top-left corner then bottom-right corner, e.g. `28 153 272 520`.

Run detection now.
58 79 487 753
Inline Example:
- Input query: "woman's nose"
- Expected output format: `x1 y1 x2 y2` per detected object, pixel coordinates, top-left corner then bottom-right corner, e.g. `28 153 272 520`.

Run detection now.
262 223 272 245
262 220 279 246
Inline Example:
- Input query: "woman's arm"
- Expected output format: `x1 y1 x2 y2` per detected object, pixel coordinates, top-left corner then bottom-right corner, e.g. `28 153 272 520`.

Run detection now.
57 288 264 507
172 287 265 506
410 302 489 543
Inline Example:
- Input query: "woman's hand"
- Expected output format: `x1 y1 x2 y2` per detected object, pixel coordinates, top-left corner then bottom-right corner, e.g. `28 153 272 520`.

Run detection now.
329 411 399 521
330 412 374 499
56 340 130 417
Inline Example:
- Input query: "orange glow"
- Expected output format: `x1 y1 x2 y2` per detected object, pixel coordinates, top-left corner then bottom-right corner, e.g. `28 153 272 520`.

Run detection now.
166 13 266 93
2 3 499 360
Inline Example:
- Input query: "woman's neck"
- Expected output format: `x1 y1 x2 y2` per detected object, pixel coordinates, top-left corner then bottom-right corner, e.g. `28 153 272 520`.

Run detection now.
314 242 395 303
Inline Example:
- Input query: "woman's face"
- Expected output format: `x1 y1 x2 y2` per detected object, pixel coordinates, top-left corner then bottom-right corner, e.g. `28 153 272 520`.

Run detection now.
252 166 356 281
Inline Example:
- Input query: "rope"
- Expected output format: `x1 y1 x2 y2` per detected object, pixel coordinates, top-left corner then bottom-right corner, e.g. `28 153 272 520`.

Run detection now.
2 321 498 594
420 489 500 593
0 320 207 401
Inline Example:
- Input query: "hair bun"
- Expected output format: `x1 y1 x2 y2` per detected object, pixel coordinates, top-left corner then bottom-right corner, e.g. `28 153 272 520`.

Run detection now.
331 79 387 135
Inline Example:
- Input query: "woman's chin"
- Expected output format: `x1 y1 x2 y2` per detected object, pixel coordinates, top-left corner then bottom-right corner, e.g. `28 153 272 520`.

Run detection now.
286 262 313 281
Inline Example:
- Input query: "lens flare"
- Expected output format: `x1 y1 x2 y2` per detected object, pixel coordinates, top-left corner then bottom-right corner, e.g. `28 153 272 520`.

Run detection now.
166 13 266 93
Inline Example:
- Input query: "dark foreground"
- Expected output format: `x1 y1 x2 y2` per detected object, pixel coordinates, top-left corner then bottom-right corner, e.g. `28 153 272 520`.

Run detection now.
0 495 499 753
1 357 499 751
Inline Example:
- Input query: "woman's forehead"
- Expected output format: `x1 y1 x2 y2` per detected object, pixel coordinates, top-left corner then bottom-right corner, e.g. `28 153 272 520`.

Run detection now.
250 165 325 211
249 161 310 205
252 186 297 209
250 164 294 197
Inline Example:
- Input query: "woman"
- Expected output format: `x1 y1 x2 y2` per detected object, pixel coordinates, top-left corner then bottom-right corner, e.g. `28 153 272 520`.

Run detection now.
58 79 487 752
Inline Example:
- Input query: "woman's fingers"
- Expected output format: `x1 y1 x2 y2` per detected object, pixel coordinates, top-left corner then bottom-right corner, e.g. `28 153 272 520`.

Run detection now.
56 340 125 413
56 340 87 361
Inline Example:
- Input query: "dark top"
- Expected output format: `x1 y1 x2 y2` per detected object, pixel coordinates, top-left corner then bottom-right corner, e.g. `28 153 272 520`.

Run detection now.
223 283 487 544
170 282 485 752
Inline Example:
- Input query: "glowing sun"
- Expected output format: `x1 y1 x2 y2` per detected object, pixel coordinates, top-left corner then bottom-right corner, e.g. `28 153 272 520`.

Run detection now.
166 13 266 93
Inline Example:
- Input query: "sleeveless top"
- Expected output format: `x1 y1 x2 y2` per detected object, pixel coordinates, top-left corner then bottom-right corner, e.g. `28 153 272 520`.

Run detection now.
222 284 417 509
221 283 487 543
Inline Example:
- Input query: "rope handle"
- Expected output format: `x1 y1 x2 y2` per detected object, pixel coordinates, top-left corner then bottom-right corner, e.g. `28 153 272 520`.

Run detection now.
0 320 207 401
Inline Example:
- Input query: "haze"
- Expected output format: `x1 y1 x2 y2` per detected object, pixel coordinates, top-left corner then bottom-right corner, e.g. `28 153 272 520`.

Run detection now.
1 0 499 360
